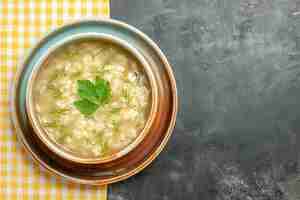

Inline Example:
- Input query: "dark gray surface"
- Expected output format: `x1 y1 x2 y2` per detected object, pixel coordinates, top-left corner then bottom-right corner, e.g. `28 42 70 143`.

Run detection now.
109 0 300 199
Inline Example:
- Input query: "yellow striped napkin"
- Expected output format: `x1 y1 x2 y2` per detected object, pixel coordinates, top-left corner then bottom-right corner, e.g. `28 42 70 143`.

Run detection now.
0 1 109 199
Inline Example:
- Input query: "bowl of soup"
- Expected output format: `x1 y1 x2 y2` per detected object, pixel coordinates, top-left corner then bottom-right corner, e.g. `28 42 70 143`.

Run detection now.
26 34 158 164
12 18 177 184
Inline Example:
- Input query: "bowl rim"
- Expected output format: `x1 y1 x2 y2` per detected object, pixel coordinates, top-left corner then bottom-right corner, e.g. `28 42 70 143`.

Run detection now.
25 33 159 164
12 17 178 185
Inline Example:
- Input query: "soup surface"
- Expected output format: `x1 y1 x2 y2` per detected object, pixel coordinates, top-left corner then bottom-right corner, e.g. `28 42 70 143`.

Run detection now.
33 40 151 157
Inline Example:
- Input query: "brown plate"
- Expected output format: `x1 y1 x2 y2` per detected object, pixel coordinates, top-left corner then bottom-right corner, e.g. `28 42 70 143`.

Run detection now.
11 18 178 185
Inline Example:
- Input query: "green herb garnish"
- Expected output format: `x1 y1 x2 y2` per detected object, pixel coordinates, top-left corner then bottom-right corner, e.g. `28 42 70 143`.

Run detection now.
95 76 111 104
91 67 111 77
94 131 109 156
77 79 99 104
47 84 62 98
70 71 82 79
49 108 70 117
44 121 60 129
49 69 65 83
73 99 99 116
101 140 109 155
73 76 111 116
112 119 120 132
122 87 131 105
110 107 121 114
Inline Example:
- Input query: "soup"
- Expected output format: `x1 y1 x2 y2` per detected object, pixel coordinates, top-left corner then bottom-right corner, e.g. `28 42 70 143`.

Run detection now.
33 40 151 157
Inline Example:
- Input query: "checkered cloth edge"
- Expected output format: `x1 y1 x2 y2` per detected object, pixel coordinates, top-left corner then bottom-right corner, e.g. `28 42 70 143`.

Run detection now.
0 1 109 199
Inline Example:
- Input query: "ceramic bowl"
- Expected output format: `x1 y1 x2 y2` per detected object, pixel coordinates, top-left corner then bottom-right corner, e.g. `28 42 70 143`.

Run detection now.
12 18 177 185
26 33 159 165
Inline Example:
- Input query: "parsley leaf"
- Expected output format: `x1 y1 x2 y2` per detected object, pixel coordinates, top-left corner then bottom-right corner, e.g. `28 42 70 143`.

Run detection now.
95 76 111 104
77 80 99 104
73 77 111 116
73 99 99 116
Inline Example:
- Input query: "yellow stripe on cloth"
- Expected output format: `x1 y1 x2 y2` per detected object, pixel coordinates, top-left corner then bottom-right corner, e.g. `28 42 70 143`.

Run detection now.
0 1 109 199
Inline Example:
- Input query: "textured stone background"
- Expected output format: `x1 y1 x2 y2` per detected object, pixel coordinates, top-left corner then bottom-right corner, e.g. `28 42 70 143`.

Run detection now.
110 0 300 199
